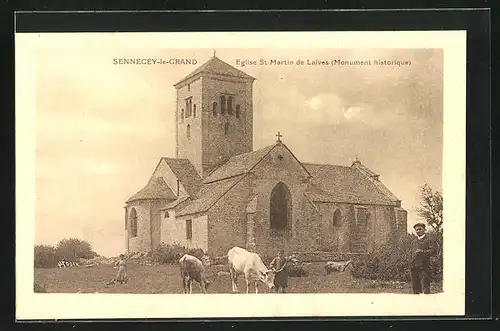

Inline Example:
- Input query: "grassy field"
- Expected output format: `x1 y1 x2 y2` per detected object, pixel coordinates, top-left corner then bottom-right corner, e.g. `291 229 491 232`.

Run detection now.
34 262 443 294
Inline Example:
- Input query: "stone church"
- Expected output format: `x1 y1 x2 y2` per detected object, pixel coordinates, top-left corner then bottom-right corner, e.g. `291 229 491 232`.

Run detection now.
124 54 407 257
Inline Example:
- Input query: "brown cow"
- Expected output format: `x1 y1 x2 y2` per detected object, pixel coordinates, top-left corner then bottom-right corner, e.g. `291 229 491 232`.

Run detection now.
179 254 211 294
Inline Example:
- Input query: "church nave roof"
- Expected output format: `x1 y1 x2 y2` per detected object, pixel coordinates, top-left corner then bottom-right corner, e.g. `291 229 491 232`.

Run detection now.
303 163 400 206
161 158 203 196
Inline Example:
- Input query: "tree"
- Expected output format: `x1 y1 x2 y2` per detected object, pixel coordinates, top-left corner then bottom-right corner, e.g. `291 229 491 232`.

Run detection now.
34 244 58 268
416 183 443 232
56 238 96 261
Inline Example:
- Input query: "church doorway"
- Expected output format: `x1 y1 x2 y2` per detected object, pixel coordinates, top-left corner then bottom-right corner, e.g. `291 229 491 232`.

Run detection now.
269 182 292 252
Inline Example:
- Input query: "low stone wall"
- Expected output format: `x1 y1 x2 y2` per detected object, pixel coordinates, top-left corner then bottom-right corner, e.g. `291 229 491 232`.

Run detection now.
207 251 367 266
290 251 368 263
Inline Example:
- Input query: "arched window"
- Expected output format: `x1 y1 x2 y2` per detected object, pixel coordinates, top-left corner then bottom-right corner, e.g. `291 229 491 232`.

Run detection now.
187 124 191 140
187 83 191 91
164 210 170 218
181 108 184 122
333 209 342 227
227 96 233 115
224 123 229 135
220 95 226 115
129 208 138 238
185 98 192 117
270 182 292 236
193 104 196 118
212 102 218 116
235 104 240 119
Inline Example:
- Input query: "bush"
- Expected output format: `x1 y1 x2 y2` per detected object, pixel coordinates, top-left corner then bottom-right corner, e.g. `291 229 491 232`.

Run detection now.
151 243 205 264
34 245 58 268
34 282 46 293
351 232 443 282
34 238 98 268
56 238 97 262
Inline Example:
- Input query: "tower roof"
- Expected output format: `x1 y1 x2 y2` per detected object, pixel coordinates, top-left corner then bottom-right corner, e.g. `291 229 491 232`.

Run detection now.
174 55 255 87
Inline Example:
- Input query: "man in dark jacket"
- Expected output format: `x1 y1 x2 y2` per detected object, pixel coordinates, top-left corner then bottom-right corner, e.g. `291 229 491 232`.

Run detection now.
410 223 436 294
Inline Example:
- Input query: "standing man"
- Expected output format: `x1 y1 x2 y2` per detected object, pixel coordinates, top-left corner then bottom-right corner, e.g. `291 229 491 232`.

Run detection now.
410 223 435 294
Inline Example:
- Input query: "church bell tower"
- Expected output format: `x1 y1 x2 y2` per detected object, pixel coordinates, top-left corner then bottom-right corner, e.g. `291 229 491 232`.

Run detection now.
173 53 255 177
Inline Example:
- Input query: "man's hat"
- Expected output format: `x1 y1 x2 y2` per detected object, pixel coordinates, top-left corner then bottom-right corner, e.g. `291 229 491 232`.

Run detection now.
413 222 426 230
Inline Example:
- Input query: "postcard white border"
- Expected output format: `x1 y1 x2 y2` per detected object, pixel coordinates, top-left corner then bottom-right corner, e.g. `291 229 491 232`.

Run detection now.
16 31 466 319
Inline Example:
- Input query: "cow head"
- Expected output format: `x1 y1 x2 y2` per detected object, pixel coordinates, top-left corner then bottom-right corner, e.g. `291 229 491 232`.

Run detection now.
259 270 276 290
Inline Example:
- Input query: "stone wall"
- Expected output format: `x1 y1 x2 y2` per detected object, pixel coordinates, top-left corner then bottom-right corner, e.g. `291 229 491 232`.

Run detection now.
207 177 252 256
162 212 209 252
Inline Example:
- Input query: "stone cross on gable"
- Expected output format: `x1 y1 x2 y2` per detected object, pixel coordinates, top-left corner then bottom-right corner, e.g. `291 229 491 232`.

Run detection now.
213 49 216 57
276 131 282 142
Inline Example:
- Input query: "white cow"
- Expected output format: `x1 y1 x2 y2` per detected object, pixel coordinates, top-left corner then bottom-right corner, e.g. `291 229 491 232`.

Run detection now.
227 247 276 294
179 254 211 294
324 260 352 275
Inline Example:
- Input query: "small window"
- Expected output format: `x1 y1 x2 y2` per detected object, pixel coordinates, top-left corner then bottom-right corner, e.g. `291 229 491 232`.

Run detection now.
193 104 196 118
227 96 233 115
129 208 138 238
235 104 240 118
187 84 191 91
212 102 218 116
181 108 184 122
186 219 193 240
187 124 191 140
355 206 368 225
220 95 226 115
164 211 170 218
185 98 192 117
224 123 229 135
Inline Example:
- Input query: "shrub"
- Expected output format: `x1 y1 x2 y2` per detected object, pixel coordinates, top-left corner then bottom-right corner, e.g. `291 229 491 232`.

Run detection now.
351 232 443 282
34 245 58 268
56 238 97 262
151 243 205 264
34 282 46 293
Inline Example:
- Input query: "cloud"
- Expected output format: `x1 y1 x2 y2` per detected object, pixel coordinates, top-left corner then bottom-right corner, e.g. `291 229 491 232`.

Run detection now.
343 106 363 121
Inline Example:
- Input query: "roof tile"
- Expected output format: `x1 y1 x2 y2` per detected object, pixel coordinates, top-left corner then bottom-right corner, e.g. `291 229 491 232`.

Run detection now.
177 175 245 216
174 56 255 87
303 163 397 206
126 177 176 203
203 144 276 183
162 158 202 196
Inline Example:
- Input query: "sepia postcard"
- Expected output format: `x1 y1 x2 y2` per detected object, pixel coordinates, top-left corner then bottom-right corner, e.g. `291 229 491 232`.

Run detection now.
16 31 466 320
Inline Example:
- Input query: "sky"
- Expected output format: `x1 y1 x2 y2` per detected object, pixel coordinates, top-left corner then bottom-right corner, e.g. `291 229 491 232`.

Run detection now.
34 43 443 257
